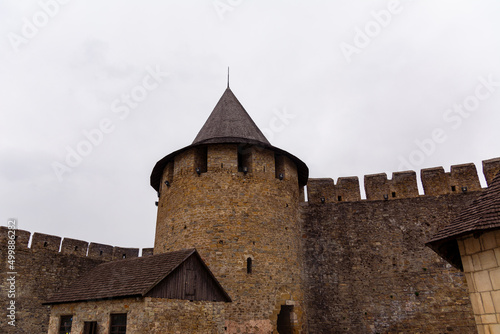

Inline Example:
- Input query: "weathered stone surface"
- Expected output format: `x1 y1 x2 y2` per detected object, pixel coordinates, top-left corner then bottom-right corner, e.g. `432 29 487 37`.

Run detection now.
301 193 479 333
47 298 226 334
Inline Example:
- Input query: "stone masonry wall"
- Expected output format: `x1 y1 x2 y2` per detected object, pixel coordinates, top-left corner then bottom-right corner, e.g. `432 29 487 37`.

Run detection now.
302 193 479 333
458 230 500 334
47 297 226 334
0 227 153 333
155 144 306 333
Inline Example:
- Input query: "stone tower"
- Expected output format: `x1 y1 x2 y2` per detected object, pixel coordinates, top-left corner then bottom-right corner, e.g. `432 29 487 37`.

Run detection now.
150 87 309 332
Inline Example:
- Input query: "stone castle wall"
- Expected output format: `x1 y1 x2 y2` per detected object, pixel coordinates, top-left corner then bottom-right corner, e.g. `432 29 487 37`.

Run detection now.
301 157 500 333
0 228 153 334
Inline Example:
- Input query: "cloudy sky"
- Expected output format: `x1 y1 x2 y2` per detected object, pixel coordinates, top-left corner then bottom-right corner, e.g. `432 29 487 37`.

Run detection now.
1 1 499 250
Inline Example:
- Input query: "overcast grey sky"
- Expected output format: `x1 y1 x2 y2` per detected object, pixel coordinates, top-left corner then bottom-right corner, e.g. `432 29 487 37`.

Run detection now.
1 1 499 250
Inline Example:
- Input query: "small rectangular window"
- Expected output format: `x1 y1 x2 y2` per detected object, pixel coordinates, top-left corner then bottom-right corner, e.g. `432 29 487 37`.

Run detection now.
238 145 252 173
110 313 127 334
83 321 97 334
59 315 72 334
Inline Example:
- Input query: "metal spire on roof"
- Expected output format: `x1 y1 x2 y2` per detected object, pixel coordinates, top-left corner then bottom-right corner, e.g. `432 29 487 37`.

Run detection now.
227 67 230 88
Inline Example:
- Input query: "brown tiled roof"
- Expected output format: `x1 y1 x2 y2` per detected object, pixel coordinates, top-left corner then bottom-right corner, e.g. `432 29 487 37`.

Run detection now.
192 87 270 146
427 172 500 269
150 87 309 190
44 249 196 304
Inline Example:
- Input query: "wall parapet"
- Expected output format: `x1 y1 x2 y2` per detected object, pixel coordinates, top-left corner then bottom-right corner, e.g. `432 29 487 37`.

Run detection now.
307 157 500 204
0 228 152 261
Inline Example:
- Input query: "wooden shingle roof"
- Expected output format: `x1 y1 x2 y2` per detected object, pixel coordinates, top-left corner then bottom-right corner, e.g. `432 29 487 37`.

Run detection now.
192 88 270 146
150 87 309 191
427 172 500 269
44 249 230 304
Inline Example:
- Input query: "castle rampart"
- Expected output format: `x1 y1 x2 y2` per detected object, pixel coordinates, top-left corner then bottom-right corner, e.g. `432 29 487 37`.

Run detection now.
306 157 500 204
0 227 151 260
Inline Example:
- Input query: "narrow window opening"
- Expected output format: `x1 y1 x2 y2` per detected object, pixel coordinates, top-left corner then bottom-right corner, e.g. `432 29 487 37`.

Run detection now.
238 145 252 173
59 315 73 334
83 321 98 334
194 146 208 174
221 163 223 168
74 246 78 251
122 254 126 259
451 185 456 192
392 192 396 198
99 250 103 256
275 154 285 180
247 257 252 274
338 196 342 201
110 313 127 334
43 241 48 247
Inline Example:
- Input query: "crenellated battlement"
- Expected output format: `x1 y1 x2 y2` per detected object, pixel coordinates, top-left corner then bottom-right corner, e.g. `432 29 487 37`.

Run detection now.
0 227 153 261
307 157 500 204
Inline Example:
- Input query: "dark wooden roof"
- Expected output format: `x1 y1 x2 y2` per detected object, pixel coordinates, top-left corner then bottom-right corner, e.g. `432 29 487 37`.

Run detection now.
150 87 309 190
192 88 270 146
43 249 231 304
427 172 500 269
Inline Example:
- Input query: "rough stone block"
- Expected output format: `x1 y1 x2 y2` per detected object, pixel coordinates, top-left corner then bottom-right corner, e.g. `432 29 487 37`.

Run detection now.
364 173 389 201
307 178 334 204
391 170 419 198
113 247 139 260
481 232 499 251
207 144 238 172
490 268 500 290
488 323 500 334
450 163 481 192
88 242 113 260
481 292 496 314
483 157 500 187
421 167 448 195
61 238 89 256
479 250 498 270
142 248 154 257
481 314 497 324
15 229 31 248
491 290 500 313
465 237 482 255
473 254 483 271
471 292 485 314
465 272 476 292
462 255 473 272
31 232 61 252
475 271 493 292
336 177 361 202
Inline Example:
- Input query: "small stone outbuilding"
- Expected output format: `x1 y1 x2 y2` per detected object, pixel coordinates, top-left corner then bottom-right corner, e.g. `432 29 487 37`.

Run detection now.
44 248 231 333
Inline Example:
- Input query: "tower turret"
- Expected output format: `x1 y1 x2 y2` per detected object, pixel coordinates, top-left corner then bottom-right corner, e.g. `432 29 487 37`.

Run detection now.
150 87 308 332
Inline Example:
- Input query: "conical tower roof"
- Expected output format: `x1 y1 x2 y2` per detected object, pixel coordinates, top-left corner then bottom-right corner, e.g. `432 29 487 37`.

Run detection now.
192 88 270 146
150 87 308 191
